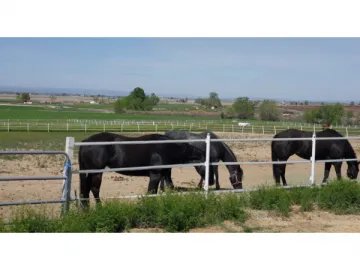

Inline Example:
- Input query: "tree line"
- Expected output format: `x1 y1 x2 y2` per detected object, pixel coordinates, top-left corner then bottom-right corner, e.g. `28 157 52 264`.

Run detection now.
16 86 353 125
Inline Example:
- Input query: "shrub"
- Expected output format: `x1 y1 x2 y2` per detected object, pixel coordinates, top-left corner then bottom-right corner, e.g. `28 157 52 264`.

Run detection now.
317 180 360 214
249 187 292 216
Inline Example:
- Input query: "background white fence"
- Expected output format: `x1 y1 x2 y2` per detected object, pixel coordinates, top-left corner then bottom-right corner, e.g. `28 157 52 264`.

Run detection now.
1 120 360 136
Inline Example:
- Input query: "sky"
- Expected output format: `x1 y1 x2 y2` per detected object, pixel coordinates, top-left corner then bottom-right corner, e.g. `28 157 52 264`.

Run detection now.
0 37 360 101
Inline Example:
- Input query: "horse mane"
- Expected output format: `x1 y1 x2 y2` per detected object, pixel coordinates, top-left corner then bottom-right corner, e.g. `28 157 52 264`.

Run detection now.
201 131 238 162
343 139 358 160
221 141 238 162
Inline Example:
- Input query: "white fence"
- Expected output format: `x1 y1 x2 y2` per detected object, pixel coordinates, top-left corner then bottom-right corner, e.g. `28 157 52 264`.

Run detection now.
2 120 360 136
65 132 360 203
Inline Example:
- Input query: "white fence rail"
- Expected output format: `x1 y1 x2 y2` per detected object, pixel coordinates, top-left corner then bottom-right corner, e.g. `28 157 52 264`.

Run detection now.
1 132 359 212
65 132 360 202
2 121 360 136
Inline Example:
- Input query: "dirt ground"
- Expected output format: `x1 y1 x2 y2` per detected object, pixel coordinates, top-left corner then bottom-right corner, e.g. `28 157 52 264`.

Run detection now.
1 131 360 231
131 207 360 233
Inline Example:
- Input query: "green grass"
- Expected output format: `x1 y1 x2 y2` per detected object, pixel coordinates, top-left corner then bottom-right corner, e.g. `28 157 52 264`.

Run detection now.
0 105 222 121
1 192 248 233
2 180 360 232
65 104 114 109
0 132 95 150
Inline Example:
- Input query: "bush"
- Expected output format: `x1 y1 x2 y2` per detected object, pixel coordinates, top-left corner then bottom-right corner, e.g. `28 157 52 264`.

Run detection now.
249 187 292 216
317 180 360 214
1 192 248 233
3 181 360 232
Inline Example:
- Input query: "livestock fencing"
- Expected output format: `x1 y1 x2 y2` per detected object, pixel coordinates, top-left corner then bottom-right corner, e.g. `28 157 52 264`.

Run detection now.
64 132 360 204
0 150 72 216
1 132 360 214
1 119 360 137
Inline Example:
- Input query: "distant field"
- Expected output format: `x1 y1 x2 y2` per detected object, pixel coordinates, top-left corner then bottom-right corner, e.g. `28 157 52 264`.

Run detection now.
155 103 198 110
65 104 114 110
0 104 223 121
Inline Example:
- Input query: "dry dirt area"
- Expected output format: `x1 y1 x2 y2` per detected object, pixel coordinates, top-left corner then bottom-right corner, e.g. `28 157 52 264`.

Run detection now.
1 132 360 231
130 207 360 233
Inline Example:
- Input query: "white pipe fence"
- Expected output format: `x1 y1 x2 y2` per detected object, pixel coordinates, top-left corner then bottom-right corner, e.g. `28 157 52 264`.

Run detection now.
65 132 360 202
1 132 360 211
1 121 360 136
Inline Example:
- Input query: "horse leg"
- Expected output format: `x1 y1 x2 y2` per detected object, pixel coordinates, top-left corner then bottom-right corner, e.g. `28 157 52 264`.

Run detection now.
80 173 92 209
90 173 103 206
273 164 282 186
333 162 343 180
321 162 332 185
214 166 220 190
165 169 175 189
148 171 162 194
159 169 173 192
197 177 204 188
195 166 205 188
279 163 288 186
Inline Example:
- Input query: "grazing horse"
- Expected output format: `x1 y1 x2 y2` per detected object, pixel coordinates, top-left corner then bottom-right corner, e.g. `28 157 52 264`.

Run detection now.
163 130 243 190
271 128 359 186
78 132 213 208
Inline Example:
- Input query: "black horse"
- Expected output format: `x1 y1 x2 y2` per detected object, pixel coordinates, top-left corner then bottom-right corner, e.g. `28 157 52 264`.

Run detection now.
271 128 359 186
163 130 243 190
78 132 213 208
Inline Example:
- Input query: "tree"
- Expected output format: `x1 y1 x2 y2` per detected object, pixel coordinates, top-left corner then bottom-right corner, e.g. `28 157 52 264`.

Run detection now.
129 87 146 102
222 106 234 118
259 100 280 121
16 92 30 102
113 87 156 113
114 97 129 114
232 97 255 119
302 103 344 125
347 110 354 119
150 93 160 105
319 103 344 125
304 100 309 105
208 92 222 108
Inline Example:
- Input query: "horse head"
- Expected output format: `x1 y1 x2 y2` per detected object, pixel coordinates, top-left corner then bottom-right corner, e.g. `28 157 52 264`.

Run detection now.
347 161 360 180
229 165 243 189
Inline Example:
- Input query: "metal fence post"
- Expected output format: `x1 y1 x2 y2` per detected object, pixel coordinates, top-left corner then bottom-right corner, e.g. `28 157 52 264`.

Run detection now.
61 137 75 216
204 133 211 197
310 132 316 185
346 127 349 137
65 137 75 162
